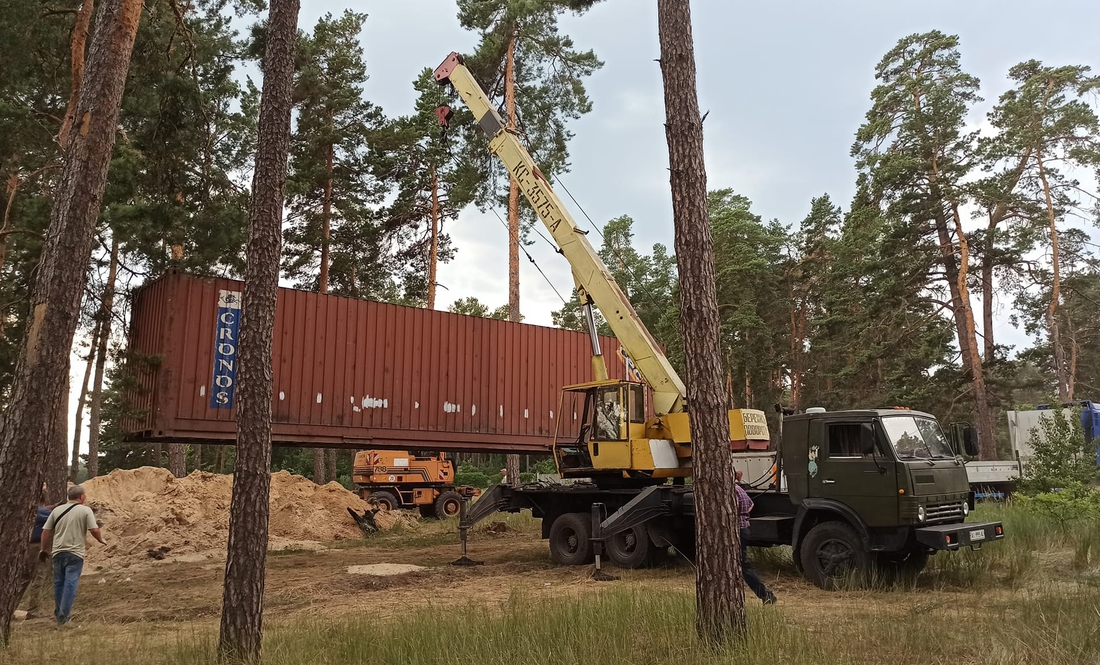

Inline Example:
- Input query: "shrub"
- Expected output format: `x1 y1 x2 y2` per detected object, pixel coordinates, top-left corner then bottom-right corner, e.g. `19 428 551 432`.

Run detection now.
1019 403 1097 493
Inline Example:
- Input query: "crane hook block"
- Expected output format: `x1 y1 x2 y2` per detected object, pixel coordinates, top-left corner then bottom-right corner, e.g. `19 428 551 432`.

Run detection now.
435 105 454 128
434 52 464 85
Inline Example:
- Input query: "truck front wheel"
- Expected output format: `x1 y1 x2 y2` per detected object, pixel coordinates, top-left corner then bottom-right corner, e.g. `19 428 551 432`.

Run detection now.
799 521 868 590
548 513 594 565
605 525 652 569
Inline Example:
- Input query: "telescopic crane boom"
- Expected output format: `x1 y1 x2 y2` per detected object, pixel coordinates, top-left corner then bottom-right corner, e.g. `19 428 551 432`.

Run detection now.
433 52 687 416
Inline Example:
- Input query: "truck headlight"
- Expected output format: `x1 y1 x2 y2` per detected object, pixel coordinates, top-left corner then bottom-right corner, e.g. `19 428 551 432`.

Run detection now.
917 506 926 522
962 501 969 517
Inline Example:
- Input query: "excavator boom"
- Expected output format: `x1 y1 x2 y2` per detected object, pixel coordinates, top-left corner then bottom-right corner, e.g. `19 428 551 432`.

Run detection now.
434 52 687 415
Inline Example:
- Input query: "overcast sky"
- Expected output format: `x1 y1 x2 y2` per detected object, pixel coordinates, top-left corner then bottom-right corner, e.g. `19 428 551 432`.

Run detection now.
68 0 1100 458
332 0 1100 345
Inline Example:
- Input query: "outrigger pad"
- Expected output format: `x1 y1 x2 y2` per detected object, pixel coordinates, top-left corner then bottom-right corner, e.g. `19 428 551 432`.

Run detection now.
451 555 484 567
591 569 619 582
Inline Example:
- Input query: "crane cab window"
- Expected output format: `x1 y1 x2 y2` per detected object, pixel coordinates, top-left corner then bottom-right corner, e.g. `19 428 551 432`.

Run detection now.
594 387 625 440
627 384 645 424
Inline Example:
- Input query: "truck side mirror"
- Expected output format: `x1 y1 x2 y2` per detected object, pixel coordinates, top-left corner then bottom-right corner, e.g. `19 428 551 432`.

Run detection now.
860 423 876 455
963 426 979 457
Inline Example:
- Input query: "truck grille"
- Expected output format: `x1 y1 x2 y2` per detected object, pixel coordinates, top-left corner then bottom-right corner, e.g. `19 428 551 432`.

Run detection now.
924 501 964 523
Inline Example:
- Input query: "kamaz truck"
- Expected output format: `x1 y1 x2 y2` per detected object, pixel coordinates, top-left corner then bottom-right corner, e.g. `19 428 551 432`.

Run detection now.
433 51 1004 588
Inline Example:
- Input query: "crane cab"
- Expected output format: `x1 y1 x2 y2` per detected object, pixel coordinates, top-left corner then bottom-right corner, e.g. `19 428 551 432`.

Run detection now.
552 379 691 481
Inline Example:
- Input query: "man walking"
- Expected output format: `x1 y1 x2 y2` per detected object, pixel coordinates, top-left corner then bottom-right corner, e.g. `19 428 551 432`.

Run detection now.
39 485 106 627
735 469 777 605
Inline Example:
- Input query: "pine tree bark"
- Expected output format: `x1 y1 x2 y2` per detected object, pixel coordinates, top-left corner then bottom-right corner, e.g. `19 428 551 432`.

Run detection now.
326 449 337 485
217 0 299 658
47 367 72 505
657 0 745 642
427 166 440 309
71 317 102 481
0 0 143 645
504 31 520 321
503 32 524 482
169 443 187 477
58 0 96 149
313 449 326 484
87 234 119 479
506 453 521 488
982 214 996 362
1037 153 1068 401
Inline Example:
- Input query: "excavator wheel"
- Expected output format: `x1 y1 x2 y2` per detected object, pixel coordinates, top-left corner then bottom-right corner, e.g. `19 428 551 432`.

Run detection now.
434 490 463 519
368 490 399 512
419 504 438 519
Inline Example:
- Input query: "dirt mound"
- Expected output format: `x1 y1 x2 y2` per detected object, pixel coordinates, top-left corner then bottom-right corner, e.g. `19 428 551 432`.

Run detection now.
81 467 418 569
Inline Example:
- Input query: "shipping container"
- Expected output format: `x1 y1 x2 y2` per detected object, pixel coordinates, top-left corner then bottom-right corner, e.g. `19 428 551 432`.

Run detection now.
124 271 643 453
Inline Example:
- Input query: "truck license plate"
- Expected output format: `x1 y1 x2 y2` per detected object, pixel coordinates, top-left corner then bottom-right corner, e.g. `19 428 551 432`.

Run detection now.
969 529 986 542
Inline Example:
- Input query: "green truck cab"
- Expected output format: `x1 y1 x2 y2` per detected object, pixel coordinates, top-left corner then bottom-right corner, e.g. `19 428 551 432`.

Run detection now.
748 408 1005 587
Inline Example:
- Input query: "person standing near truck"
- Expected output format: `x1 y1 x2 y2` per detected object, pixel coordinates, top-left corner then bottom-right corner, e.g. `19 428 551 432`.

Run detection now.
735 470 777 605
39 485 106 627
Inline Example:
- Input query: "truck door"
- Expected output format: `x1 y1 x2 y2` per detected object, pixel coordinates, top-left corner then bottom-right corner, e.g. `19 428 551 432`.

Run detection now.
818 420 897 528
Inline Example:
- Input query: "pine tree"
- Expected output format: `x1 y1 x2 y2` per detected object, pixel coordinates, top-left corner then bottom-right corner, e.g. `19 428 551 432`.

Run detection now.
656 0 745 642
0 0 144 643
854 31 997 458
218 0 299 658
284 10 387 298
986 61 1100 400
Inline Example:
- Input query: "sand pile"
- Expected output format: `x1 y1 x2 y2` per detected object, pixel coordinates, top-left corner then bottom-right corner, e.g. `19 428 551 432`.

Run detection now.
81 467 418 568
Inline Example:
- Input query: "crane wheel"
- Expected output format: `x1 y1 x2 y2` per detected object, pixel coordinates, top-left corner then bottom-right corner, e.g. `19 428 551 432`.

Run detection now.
418 505 438 519
605 525 653 569
434 490 463 519
548 513 594 565
368 490 399 512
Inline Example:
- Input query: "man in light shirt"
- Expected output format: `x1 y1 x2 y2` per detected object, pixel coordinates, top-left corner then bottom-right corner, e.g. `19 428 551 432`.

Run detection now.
39 485 106 627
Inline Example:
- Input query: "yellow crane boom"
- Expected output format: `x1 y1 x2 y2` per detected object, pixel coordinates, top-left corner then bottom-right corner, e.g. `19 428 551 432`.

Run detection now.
433 52 687 416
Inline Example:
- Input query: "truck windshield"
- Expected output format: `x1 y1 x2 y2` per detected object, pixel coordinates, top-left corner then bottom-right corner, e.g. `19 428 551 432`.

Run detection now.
881 416 955 460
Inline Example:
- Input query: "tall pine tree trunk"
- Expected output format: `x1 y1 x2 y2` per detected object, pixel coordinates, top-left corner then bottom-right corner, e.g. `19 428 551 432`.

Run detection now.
71 317 101 481
427 166 440 309
1037 153 1068 401
326 449 337 485
317 129 335 483
169 444 186 477
47 365 72 505
58 0 96 149
217 0 299 657
503 34 523 484
936 209 995 459
87 235 119 479
657 0 745 642
982 214 996 362
0 0 143 644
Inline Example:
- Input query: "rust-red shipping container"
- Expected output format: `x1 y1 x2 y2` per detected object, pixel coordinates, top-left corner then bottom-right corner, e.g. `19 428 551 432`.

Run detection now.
125 271 642 453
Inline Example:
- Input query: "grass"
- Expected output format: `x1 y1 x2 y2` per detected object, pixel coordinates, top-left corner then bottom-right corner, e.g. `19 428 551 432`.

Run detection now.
6 585 1100 665
5 503 1100 665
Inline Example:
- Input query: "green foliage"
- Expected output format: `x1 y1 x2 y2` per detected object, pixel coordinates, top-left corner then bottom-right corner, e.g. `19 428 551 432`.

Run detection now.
284 11 389 298
455 465 496 489
453 0 603 230
1018 405 1097 492
1015 484 1100 528
448 297 513 320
